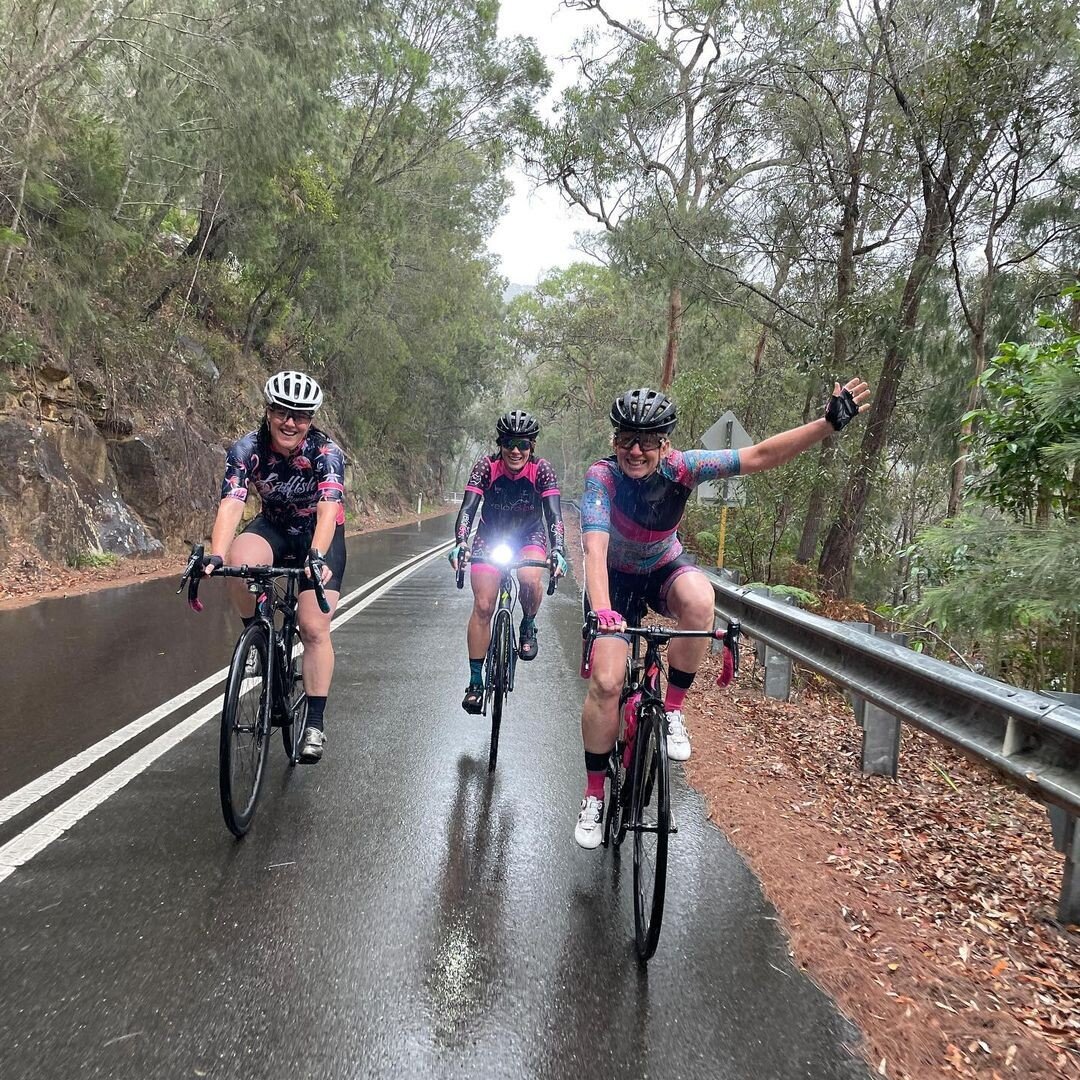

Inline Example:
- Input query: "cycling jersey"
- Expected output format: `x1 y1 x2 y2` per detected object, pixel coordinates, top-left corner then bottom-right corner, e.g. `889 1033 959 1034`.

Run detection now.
455 455 565 557
221 428 346 537
580 448 740 574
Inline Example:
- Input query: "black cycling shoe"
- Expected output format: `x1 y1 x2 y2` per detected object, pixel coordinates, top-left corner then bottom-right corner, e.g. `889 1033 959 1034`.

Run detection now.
462 683 484 714
519 619 538 661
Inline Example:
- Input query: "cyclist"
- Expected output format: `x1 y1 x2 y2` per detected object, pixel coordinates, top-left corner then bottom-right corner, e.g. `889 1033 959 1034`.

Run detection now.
449 410 567 713
574 379 871 848
201 370 346 764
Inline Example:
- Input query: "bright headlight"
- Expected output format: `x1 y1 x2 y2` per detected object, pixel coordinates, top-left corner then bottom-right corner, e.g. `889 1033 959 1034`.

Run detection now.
491 543 513 566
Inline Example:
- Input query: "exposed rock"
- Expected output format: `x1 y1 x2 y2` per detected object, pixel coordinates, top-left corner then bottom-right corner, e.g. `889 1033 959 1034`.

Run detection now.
107 410 225 543
0 409 159 560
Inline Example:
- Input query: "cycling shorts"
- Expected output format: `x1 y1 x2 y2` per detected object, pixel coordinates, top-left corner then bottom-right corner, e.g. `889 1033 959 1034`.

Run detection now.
241 516 346 594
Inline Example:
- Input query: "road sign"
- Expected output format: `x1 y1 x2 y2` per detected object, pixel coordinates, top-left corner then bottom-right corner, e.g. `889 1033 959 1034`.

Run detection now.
700 410 753 452
697 410 754 506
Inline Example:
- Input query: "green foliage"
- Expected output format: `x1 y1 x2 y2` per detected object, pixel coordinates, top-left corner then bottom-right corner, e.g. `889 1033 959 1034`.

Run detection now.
67 550 121 570
966 289 1080 522
0 331 38 368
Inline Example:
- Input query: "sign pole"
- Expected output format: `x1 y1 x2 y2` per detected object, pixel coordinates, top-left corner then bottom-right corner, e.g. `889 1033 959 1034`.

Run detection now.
717 505 728 569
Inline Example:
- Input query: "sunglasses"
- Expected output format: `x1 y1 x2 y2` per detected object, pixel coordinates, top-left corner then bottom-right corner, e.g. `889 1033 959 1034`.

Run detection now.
267 405 314 424
614 431 663 452
498 437 533 452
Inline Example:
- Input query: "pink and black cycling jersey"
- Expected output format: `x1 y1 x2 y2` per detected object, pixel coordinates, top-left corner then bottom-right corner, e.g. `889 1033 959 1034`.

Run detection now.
454 455 565 556
581 448 740 574
221 428 346 537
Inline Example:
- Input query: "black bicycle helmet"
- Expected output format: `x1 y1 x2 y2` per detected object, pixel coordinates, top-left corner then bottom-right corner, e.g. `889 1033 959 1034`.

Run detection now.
609 387 677 433
496 409 540 439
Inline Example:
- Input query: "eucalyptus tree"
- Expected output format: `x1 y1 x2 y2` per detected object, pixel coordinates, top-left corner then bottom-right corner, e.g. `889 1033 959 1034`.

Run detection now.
530 0 812 388
817 0 1080 593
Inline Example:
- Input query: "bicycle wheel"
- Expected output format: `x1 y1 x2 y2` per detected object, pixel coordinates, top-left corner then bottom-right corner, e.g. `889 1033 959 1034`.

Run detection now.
487 609 511 773
219 623 272 837
281 648 308 764
631 701 670 960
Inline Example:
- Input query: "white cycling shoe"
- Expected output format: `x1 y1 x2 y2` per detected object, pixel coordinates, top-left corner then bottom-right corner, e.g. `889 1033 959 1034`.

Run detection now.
665 709 692 762
574 796 604 850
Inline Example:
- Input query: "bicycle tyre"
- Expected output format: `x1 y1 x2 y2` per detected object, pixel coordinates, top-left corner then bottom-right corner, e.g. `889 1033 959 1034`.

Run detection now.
488 609 511 772
632 702 670 960
281 647 308 764
219 623 272 837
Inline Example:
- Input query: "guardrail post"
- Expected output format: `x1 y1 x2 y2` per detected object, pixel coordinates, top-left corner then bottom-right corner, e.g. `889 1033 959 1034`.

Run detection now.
860 631 908 779
1044 693 1080 922
1048 807 1080 924
845 622 874 727
763 596 795 702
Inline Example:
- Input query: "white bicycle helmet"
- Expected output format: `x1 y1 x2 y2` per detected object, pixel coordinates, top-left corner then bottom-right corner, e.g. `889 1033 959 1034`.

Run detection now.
264 370 323 412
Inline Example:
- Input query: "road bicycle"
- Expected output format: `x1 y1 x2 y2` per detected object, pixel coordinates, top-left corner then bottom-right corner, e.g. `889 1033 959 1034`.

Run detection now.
179 542 329 837
456 543 557 772
581 611 741 960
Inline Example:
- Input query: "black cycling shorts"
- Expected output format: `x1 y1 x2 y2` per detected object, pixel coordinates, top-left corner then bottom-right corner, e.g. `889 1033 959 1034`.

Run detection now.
585 551 702 630
241 516 346 594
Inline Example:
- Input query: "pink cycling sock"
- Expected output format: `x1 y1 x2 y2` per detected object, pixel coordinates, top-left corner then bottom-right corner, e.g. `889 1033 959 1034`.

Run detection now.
664 684 688 711
586 770 607 800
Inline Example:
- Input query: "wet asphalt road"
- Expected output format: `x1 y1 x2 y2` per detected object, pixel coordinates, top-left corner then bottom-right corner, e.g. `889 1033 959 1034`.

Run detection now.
0 520 869 1079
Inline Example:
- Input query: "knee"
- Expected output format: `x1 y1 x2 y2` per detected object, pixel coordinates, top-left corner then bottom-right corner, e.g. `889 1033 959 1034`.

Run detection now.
472 597 496 622
299 620 331 648
675 588 714 629
588 667 623 704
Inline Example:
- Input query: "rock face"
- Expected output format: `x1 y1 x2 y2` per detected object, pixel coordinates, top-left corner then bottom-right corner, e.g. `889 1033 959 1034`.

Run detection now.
0 346 364 564
0 352 225 562
107 411 225 548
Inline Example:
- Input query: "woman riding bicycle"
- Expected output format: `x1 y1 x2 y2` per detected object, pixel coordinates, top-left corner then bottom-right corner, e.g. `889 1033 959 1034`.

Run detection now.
201 370 346 764
448 410 567 714
574 380 870 848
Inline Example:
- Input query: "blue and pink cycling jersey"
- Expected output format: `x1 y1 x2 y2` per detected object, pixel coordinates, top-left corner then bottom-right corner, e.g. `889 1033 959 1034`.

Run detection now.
455 454 565 568
221 428 346 536
581 448 741 574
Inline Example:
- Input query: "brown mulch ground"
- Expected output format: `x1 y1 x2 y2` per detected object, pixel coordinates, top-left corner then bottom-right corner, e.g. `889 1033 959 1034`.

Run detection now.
565 516 1079 1080
0 506 451 609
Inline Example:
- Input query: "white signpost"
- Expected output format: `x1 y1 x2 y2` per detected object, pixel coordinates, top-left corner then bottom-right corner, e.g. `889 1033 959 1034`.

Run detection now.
697 410 754 507
696 410 754 569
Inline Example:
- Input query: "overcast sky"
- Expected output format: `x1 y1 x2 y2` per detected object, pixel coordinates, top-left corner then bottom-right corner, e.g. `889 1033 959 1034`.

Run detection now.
488 2 655 288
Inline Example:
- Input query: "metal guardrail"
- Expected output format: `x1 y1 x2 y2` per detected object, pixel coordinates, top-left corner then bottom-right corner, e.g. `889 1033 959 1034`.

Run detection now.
705 569 1080 923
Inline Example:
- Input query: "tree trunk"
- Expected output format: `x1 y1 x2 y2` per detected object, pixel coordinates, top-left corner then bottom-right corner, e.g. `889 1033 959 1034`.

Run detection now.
819 201 949 594
660 284 682 388
795 158 858 566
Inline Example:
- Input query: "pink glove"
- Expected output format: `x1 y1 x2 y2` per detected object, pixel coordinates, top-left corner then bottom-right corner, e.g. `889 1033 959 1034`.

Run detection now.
593 608 625 632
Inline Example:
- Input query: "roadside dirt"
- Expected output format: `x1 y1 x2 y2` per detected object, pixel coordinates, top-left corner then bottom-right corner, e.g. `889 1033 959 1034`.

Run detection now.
0 506 452 610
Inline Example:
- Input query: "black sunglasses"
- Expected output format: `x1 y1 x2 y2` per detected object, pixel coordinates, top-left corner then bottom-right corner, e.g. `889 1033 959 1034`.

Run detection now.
498 437 534 452
267 405 315 423
614 431 663 451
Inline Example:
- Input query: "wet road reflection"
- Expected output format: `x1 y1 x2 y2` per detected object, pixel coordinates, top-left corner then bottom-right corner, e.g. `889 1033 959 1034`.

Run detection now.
0 524 869 1080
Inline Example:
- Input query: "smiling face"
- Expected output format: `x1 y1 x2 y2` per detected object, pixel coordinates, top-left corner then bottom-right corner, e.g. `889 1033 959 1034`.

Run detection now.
266 404 314 455
498 436 534 473
613 429 667 479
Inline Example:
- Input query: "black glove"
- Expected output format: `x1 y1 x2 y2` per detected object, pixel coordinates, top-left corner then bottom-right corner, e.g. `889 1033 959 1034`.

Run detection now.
308 548 328 581
825 387 859 431
200 554 224 575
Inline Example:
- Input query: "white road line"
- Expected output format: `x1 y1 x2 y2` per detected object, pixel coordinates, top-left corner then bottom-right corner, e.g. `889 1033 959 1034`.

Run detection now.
0 545 448 884
0 541 449 829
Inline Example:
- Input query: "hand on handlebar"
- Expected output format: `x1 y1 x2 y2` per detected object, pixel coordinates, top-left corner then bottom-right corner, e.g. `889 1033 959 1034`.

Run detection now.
200 553 224 576
448 543 470 571
306 549 331 585
591 608 625 633
550 551 568 579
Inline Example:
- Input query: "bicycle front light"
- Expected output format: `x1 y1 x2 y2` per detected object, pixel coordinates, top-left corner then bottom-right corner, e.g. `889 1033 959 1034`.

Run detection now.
491 543 513 566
